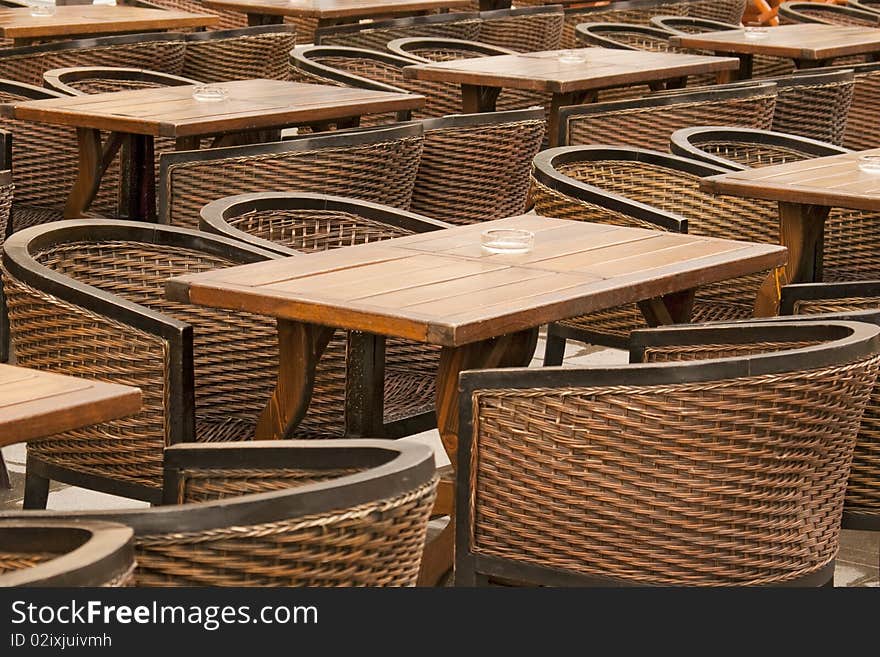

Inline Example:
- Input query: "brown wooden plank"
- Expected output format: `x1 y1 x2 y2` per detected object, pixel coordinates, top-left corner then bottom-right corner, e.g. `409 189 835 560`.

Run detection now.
201 0 472 19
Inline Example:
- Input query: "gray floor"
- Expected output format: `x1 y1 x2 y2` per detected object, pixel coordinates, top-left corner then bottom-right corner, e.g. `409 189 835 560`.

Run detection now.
2 341 877 586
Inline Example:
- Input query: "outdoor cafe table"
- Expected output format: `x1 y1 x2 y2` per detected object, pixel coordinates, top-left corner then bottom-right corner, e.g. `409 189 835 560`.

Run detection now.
402 48 740 146
165 213 788 584
0 79 424 222
0 5 219 47
201 0 473 27
670 23 880 80
702 148 880 312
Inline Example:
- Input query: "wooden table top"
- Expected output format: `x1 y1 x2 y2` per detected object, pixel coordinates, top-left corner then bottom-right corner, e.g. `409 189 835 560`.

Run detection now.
702 148 880 211
166 215 787 347
0 5 218 39
1 79 425 138
403 47 739 94
201 0 472 19
670 23 880 61
0 363 141 447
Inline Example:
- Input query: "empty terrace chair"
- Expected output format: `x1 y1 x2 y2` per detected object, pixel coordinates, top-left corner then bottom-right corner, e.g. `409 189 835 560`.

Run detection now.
1 440 438 586
779 1 880 26
158 123 424 229
0 32 186 87
803 61 880 150
764 69 855 146
411 109 545 225
530 146 779 354
477 5 564 52
42 66 199 95
182 25 297 82
199 192 451 438
0 521 135 587
455 319 880 586
556 80 777 149
314 12 481 50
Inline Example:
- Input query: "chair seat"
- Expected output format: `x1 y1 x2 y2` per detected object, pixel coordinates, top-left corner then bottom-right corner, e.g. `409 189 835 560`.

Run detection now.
384 366 436 424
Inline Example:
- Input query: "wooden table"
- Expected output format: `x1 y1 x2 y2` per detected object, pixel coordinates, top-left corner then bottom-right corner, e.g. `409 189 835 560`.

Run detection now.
702 148 880 311
1 79 424 222
0 5 219 46
201 0 473 28
670 23 880 79
402 48 740 146
165 214 787 584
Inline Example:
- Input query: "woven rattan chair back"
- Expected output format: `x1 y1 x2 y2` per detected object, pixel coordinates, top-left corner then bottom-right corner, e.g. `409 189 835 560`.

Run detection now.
456 319 880 586
560 0 747 48
158 123 424 229
557 81 777 149
1 219 283 504
779 1 880 26
804 61 880 150
0 33 186 87
42 66 199 95
0 168 14 363
289 45 461 119
763 69 855 146
850 0 880 15
314 11 481 50
1 440 438 586
0 520 135 587
182 25 297 82
412 109 545 225
477 5 564 52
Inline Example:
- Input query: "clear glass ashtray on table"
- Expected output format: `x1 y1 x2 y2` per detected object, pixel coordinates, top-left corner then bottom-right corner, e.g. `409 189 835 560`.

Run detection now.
743 25 770 40
480 228 534 254
557 49 587 64
191 85 230 102
858 155 880 174
28 2 56 16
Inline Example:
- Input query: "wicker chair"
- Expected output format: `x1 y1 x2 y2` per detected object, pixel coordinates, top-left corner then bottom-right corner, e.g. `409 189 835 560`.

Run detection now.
455 319 880 586
477 5 564 52
412 109 545 225
561 0 748 48
198 192 450 438
0 520 135 586
182 25 297 82
556 80 777 148
315 11 482 50
778 1 880 26
849 0 880 14
42 66 199 95
763 69 855 146
0 33 187 87
802 61 880 150
650 14 795 77
1 440 438 586
158 123 424 229
530 146 780 354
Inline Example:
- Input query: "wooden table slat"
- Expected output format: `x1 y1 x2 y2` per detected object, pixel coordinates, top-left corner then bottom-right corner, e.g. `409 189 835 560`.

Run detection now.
201 0 472 19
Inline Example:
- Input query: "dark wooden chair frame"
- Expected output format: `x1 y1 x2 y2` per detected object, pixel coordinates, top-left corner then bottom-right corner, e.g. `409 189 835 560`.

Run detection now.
313 11 481 46
650 15 740 34
0 520 134 587
290 44 421 95
42 66 200 96
181 22 297 44
455 319 880 586
574 21 683 49
386 36 516 62
779 1 880 26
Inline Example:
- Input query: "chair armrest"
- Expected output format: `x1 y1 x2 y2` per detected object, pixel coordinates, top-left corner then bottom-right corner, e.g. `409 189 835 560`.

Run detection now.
780 280 880 316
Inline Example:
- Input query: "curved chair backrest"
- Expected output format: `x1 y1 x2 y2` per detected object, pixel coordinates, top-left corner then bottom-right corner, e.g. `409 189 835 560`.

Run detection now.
412 109 546 225
804 61 880 150
315 11 481 50
575 22 682 51
0 167 14 363
386 36 515 62
0 520 135 587
650 14 739 34
477 5 564 52
455 319 880 586
849 0 880 15
2 440 438 586
557 80 777 148
763 69 855 146
669 126 850 170
43 66 199 95
182 25 297 82
0 32 186 87
158 123 425 228
1 219 281 501
290 45 461 118
779 1 880 26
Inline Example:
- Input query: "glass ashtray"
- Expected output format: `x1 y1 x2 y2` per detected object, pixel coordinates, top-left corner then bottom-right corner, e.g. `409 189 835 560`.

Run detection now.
743 25 769 40
557 49 587 64
192 85 229 102
858 155 880 174
481 228 534 254
29 3 56 16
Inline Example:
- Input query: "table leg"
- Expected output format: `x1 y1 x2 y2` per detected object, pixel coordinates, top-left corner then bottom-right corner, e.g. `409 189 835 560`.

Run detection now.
64 128 103 219
123 135 156 222
247 12 283 26
778 201 828 284
255 319 335 440
548 91 593 147
637 289 696 327
418 328 539 586
460 84 501 114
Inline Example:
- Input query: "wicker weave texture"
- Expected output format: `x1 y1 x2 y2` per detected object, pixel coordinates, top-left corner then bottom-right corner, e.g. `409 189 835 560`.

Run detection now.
0 551 55 575
771 79 854 146
562 91 777 149
468 355 879 585
61 78 174 94
317 19 481 50
411 119 545 225
842 69 880 150
177 466 362 502
782 6 880 26
182 32 296 82
135 476 437 586
478 12 564 52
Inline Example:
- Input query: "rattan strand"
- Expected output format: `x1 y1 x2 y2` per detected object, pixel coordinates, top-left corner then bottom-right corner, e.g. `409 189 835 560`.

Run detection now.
772 79 854 146
477 12 563 52
842 68 880 150
0 551 56 575
178 466 363 502
317 19 480 50
182 31 296 82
